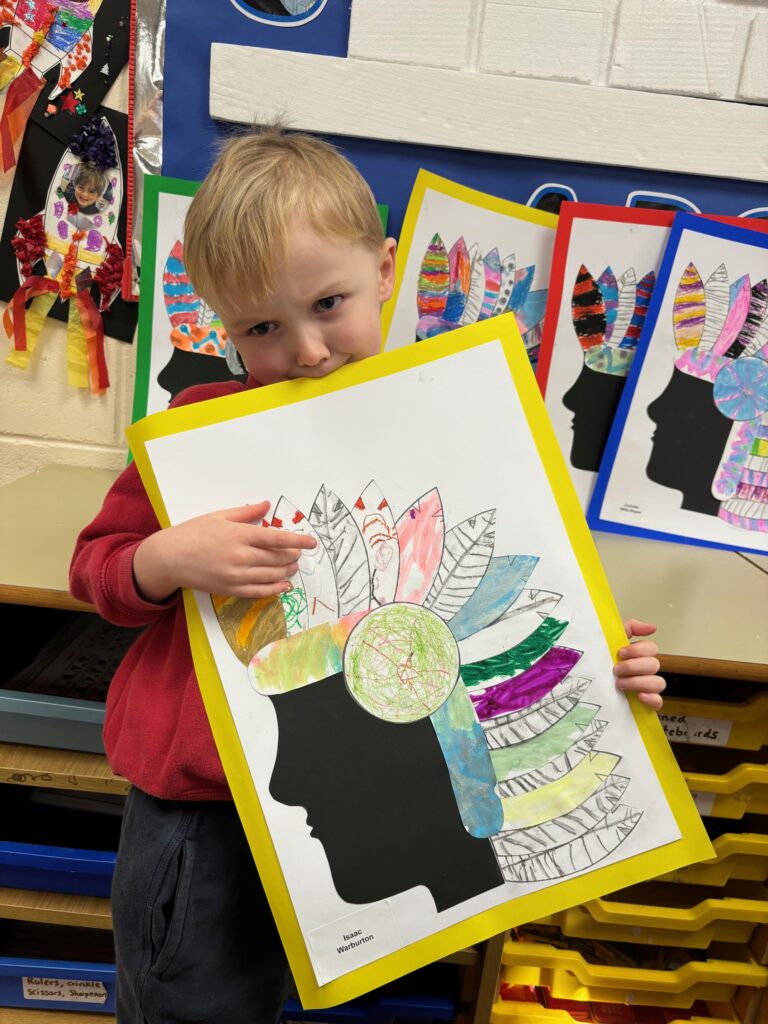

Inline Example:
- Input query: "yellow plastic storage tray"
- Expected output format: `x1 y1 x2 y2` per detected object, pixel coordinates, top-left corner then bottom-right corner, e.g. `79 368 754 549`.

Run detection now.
491 998 738 1024
534 880 768 948
661 693 768 750
685 764 768 818
500 939 768 1009
675 747 768 819
658 832 768 886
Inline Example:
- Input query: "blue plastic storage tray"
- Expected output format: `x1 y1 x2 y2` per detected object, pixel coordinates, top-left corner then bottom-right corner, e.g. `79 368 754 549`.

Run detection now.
0 956 116 1013
0 840 116 897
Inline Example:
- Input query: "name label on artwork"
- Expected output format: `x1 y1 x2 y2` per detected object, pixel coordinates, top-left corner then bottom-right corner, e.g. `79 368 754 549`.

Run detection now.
307 901 400 985
659 713 732 747
22 977 108 1004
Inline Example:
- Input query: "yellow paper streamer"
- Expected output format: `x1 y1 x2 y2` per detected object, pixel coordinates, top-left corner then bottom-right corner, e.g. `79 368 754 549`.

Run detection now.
5 291 57 370
0 53 21 92
66 296 90 388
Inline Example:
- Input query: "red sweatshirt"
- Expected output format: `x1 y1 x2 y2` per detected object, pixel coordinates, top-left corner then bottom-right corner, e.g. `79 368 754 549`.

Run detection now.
69 378 256 800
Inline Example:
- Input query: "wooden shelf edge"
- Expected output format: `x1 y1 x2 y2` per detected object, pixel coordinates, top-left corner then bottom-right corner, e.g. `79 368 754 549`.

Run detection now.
0 585 95 612
0 742 129 795
2 1012 115 1023
0 886 112 931
659 655 768 684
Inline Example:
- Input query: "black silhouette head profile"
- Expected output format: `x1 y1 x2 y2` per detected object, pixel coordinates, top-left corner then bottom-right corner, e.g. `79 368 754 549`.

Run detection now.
562 364 627 472
157 347 247 403
646 367 732 516
268 674 503 913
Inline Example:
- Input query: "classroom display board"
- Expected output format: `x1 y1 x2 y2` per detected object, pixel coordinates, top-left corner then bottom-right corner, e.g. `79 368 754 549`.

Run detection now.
382 171 556 368
127 317 710 1008
590 215 768 554
536 204 675 510
132 175 246 422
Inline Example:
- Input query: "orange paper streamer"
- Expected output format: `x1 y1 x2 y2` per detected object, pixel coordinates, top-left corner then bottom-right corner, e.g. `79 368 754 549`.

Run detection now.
0 65 44 171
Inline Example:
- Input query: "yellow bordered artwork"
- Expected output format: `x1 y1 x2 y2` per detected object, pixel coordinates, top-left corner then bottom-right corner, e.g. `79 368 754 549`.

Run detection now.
127 314 711 1009
381 170 557 363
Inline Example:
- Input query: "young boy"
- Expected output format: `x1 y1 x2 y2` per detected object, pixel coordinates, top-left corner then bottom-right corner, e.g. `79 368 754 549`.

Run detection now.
69 127 666 1024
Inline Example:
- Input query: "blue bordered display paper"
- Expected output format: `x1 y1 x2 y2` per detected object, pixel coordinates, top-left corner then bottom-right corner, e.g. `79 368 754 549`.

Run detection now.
588 213 768 555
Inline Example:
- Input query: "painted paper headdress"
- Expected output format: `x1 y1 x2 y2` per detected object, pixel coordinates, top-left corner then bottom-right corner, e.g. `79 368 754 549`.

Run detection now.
163 240 242 374
0 0 104 170
4 113 123 393
213 481 641 882
672 262 768 532
572 265 656 377
415 234 548 367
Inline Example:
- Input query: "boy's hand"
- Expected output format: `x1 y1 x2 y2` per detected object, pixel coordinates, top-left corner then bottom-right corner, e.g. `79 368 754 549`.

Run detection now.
133 500 317 603
613 619 666 711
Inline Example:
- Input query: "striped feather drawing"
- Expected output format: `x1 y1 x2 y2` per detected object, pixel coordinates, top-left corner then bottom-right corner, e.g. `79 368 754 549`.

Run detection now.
612 269 636 346
597 267 619 342
493 774 630 855
494 807 642 882
481 677 592 747
424 509 496 621
673 262 706 350
273 497 339 628
351 480 400 607
699 263 730 353
460 243 485 325
495 719 609 797
308 486 372 615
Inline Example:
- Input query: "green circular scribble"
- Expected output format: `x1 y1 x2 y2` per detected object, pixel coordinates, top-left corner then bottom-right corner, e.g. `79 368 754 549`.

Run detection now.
280 587 307 631
343 603 459 723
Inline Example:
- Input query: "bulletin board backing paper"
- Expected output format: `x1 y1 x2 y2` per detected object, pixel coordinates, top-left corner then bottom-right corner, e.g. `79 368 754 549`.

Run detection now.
127 318 711 1008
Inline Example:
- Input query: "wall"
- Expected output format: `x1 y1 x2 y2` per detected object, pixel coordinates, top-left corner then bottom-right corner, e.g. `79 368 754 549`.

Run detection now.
1 0 766 486
349 0 768 103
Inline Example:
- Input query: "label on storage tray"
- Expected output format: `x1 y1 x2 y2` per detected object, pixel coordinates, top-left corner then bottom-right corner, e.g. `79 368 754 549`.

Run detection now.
690 790 716 816
659 713 732 746
22 976 108 1004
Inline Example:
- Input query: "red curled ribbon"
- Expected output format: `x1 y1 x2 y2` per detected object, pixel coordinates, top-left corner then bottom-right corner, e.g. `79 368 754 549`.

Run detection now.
3 275 59 351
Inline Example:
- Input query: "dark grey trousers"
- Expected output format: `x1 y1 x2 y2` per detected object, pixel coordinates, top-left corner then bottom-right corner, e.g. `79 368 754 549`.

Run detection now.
112 786 289 1024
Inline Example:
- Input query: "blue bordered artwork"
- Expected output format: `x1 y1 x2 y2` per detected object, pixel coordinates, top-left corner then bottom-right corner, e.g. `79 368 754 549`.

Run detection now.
229 0 328 26
588 213 768 556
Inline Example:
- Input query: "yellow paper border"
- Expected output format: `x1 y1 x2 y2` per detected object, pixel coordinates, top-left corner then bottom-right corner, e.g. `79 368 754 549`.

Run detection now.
380 169 558 347
127 315 712 1009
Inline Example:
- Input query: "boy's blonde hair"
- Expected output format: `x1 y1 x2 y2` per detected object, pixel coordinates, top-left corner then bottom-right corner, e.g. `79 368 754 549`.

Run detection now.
184 125 385 314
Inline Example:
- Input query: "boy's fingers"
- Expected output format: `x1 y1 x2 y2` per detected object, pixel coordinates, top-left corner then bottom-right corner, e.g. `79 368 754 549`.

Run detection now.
225 501 271 523
616 674 666 693
246 564 300 585
638 692 664 710
251 525 318 549
618 640 658 659
247 547 302 567
614 656 661 678
231 580 297 600
623 618 657 639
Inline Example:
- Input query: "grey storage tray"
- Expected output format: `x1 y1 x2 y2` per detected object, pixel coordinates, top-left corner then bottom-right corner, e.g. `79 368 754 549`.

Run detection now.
1 612 141 754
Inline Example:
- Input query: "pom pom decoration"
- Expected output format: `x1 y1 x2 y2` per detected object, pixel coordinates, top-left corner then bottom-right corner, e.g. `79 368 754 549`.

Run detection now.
69 115 118 172
10 213 45 278
93 242 124 311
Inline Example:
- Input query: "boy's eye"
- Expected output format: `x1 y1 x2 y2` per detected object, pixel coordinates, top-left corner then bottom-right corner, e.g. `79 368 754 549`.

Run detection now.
315 295 342 313
248 321 276 337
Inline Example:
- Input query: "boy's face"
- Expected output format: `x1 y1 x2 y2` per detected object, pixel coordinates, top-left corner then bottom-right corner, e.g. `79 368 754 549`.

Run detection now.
74 181 100 207
215 218 396 385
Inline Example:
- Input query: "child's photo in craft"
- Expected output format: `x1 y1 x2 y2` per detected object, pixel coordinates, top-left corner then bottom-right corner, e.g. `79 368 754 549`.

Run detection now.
60 160 112 216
